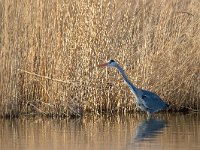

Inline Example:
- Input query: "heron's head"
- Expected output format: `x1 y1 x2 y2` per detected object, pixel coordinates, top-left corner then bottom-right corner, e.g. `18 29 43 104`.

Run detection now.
98 59 118 68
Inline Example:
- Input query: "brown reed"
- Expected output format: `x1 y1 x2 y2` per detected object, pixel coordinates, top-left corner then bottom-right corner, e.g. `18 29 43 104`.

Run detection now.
0 0 200 118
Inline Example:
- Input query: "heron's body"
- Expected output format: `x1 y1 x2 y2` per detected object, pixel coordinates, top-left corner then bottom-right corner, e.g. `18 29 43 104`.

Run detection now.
98 59 169 117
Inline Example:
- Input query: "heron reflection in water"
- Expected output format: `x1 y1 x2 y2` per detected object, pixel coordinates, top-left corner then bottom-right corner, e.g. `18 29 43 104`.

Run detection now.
132 118 167 143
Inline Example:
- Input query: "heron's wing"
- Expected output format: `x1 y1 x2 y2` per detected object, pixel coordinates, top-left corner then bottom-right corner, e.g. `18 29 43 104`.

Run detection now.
140 89 168 112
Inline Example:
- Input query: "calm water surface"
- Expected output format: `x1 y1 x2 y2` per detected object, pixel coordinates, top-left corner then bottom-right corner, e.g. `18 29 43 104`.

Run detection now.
1 113 200 150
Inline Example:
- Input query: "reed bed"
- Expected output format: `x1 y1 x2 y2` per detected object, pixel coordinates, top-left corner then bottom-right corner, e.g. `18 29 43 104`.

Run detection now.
0 0 200 118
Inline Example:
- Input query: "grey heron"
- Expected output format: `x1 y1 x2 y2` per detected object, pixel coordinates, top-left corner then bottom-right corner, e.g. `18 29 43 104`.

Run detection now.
98 59 169 117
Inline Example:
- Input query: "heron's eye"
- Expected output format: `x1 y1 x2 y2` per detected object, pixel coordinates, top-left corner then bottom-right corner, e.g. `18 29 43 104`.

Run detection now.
110 59 115 63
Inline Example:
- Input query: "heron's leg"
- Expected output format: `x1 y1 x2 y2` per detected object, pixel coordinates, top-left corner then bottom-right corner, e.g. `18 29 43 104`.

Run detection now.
147 112 153 119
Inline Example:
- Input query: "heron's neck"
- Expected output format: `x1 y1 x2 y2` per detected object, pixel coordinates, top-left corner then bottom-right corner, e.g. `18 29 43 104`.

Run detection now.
115 64 138 95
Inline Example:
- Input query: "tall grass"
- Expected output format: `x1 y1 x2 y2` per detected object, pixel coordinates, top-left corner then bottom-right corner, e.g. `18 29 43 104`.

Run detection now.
0 0 200 117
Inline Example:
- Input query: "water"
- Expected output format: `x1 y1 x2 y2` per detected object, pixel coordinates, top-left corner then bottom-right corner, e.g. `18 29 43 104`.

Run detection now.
1 113 200 150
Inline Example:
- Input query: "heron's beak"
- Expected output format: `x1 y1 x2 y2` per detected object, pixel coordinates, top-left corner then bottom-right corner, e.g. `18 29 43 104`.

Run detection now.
98 62 108 67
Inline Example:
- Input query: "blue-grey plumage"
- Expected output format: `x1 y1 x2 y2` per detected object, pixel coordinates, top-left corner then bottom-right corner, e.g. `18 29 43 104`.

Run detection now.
139 89 169 113
98 59 169 117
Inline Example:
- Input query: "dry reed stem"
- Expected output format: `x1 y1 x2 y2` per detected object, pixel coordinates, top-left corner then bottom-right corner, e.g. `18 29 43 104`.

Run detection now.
0 0 200 118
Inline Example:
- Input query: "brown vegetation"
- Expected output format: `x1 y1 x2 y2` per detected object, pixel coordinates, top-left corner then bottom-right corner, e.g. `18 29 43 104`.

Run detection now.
0 0 200 118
